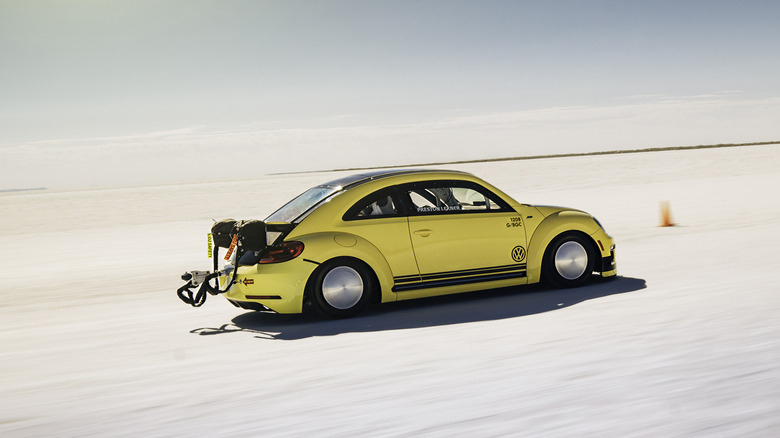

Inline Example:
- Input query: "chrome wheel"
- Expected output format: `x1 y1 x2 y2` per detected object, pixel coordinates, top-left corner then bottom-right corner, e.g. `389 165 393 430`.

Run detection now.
554 241 589 280
321 266 364 310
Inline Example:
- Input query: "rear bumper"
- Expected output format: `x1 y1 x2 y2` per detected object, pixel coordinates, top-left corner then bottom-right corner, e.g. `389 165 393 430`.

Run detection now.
221 258 318 314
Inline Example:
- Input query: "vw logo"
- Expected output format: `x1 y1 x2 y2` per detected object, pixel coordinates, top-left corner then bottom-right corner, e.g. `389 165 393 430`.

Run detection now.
511 246 526 262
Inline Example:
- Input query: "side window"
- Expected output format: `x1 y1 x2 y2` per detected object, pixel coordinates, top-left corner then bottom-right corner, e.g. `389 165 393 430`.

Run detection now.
405 182 508 215
408 187 463 213
344 189 401 220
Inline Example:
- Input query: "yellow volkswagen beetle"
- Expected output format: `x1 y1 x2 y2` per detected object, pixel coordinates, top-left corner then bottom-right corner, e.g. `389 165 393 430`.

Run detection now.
177 169 616 318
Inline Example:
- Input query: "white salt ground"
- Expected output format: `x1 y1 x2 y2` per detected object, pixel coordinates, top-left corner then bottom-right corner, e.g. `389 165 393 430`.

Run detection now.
1 145 779 437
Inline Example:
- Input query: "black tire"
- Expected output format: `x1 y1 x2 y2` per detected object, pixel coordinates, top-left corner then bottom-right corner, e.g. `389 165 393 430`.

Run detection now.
309 258 375 318
542 232 595 288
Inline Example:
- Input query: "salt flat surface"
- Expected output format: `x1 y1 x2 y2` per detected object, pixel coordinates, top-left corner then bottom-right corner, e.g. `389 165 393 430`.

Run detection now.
1 145 779 437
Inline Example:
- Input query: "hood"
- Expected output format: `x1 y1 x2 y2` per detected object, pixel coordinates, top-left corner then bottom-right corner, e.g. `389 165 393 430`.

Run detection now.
533 205 587 217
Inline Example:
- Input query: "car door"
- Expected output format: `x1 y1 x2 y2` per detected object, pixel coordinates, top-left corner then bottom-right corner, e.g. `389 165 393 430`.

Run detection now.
400 180 528 292
340 187 420 284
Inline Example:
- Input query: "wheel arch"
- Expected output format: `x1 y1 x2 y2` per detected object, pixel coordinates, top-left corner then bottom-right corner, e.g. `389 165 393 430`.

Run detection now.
295 232 395 304
304 255 382 307
526 212 600 284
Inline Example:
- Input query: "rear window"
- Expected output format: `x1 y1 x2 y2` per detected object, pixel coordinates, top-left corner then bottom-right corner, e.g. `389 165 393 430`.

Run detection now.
265 186 341 223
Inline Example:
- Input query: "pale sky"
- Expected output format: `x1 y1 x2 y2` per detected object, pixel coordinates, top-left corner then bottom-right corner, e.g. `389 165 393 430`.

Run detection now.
2 0 780 190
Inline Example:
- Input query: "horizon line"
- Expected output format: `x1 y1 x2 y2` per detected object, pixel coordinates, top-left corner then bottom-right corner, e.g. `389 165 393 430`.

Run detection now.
271 141 780 175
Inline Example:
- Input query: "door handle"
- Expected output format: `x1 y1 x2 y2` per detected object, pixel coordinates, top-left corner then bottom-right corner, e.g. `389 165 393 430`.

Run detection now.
413 229 432 237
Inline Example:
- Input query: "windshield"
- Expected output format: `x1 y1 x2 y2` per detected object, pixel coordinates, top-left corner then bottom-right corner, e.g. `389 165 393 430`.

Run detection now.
265 186 341 223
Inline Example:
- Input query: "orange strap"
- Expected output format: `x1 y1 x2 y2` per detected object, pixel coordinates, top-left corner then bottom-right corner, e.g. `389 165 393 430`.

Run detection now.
224 234 239 261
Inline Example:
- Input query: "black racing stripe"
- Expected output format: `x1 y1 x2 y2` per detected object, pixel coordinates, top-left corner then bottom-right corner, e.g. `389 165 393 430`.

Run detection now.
421 263 525 277
393 264 526 290
393 274 422 284
392 270 526 292
420 264 526 281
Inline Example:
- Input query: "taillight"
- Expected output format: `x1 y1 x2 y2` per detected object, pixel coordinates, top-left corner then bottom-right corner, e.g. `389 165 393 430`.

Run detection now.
258 241 304 264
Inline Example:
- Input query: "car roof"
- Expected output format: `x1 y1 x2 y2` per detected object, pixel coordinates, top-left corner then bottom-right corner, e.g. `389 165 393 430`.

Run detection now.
317 169 472 189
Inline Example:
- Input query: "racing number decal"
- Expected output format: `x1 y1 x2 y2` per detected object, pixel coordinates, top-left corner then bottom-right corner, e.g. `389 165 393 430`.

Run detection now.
511 246 526 262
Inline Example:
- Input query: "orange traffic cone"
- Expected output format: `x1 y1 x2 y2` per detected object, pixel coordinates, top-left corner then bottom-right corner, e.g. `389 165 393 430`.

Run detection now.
660 201 675 227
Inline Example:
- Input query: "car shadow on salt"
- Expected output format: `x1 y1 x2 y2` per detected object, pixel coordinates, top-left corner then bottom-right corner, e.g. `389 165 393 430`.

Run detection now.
191 276 646 340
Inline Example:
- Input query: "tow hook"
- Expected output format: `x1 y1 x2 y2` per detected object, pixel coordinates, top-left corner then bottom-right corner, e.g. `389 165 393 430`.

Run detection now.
181 270 212 288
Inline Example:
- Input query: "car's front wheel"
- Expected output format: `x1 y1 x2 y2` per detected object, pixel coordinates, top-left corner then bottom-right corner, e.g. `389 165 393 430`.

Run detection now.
310 258 375 318
543 232 595 288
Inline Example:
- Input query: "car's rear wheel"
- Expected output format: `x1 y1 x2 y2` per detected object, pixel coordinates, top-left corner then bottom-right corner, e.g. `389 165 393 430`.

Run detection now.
543 232 595 288
310 258 375 318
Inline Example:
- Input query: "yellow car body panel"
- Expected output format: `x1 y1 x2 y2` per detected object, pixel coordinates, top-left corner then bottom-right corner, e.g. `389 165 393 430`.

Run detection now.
407 212 526 275
218 169 616 315
290 231 397 304
222 259 316 314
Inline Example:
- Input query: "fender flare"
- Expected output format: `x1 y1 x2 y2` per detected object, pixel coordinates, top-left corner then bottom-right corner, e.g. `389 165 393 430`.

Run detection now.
295 232 396 304
526 211 600 284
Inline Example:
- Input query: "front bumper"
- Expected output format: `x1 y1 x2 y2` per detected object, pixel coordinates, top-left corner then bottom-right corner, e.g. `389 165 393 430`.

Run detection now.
221 258 318 314
589 228 617 278
600 246 617 277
